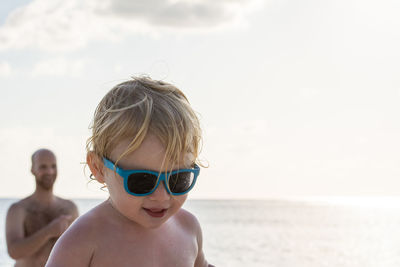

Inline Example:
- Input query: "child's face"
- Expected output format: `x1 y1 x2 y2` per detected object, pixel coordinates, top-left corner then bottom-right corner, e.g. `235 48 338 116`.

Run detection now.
104 133 189 229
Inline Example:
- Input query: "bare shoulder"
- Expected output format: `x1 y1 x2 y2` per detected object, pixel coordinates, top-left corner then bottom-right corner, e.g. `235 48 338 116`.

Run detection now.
6 201 25 220
60 200 108 236
55 196 79 217
7 201 23 213
58 208 97 240
6 197 32 215
55 196 78 210
46 203 105 266
175 208 202 235
176 209 210 267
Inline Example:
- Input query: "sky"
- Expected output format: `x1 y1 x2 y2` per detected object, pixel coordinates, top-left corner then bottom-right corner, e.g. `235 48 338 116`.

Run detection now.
0 0 399 199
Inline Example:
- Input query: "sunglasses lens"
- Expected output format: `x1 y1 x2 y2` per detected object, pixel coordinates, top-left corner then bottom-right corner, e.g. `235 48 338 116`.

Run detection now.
127 173 158 194
168 171 195 194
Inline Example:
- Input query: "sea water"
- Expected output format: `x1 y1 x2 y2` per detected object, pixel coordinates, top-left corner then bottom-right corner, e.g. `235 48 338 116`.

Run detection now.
1 198 400 267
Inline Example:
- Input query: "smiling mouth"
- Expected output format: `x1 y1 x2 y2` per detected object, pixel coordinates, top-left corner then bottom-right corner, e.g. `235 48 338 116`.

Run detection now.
143 208 167 218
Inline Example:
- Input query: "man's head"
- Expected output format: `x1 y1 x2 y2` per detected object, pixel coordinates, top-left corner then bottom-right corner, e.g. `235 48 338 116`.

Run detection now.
31 149 57 191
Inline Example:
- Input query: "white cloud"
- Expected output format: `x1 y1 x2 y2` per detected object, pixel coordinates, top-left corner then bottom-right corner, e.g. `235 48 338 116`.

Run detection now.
31 57 85 77
100 0 261 28
0 0 262 51
0 61 12 76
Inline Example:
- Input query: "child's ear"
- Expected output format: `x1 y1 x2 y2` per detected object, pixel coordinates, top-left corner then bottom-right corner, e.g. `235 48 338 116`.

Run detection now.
87 152 106 184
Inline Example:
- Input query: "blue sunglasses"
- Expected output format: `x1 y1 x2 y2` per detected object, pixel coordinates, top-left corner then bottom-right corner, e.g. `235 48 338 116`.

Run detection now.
103 157 200 196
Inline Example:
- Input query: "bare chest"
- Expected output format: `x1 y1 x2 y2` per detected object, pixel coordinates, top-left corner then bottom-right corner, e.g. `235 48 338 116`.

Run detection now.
24 205 69 236
90 228 198 267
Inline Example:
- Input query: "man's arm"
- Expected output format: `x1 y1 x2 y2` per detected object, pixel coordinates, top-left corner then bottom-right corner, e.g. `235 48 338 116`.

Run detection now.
6 203 71 259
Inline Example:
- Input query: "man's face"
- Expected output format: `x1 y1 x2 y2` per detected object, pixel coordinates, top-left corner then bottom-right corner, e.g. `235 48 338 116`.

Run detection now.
31 151 57 190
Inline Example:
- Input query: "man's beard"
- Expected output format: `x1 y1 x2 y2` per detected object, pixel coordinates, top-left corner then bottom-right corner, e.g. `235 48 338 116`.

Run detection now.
36 177 55 191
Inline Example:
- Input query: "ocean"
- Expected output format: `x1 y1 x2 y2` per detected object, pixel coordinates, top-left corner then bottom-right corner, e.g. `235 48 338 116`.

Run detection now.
1 198 400 267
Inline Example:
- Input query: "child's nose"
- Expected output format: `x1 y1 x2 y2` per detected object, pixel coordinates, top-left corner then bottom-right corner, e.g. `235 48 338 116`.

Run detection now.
149 181 170 201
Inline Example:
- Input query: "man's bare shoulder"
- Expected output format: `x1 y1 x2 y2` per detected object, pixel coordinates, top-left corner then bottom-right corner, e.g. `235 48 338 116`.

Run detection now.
53 196 79 219
7 196 34 213
6 201 25 218
54 196 77 209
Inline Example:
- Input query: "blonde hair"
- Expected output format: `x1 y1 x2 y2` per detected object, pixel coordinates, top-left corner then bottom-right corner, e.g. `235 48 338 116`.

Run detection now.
86 76 202 171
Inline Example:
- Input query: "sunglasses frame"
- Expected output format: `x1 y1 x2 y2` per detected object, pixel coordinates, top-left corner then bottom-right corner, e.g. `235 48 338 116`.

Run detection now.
103 157 200 196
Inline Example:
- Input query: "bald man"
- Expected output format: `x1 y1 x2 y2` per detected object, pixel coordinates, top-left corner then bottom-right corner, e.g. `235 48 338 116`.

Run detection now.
5 149 79 267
